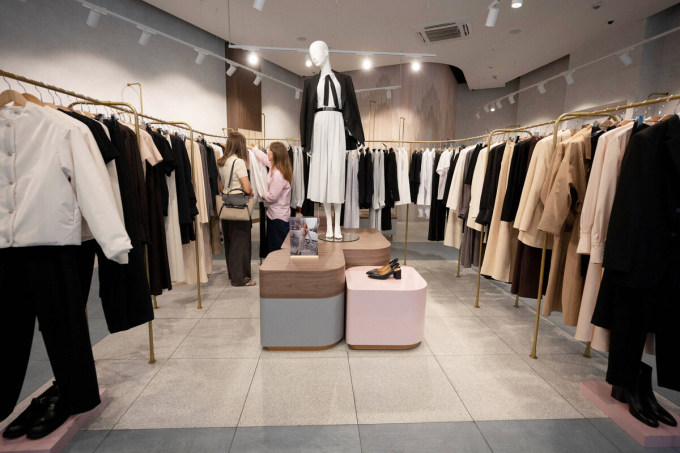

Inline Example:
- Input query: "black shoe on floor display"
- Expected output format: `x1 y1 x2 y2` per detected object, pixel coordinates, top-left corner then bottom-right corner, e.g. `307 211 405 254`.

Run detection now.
26 396 71 440
2 382 60 439
366 258 399 275
367 266 402 280
638 362 678 427
611 384 659 428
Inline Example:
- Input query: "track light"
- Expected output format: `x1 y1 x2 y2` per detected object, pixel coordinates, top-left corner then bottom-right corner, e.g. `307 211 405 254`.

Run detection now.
475 112 481 120
86 8 104 28
362 57 372 70
564 71 574 85
253 75 262 86
483 105 490 113
387 89 392 100
511 0 523 8
195 50 207 65
253 0 266 11
248 51 259 65
537 83 546 94
411 61 421 71
508 94 516 104
295 90 300 100
496 100 502 110
619 52 633 66
486 1 500 27
138 28 153 46
226 65 237 77
305 56 312 67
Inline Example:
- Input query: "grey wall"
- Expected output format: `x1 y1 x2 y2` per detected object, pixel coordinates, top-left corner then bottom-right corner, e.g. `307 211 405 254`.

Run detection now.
261 60 302 140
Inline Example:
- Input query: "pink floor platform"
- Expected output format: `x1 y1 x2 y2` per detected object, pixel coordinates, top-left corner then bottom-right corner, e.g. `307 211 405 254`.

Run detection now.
580 381 680 447
0 389 108 453
345 265 427 349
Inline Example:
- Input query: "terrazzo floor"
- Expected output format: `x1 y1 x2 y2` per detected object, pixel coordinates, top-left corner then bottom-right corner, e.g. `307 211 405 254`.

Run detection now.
3 220 679 452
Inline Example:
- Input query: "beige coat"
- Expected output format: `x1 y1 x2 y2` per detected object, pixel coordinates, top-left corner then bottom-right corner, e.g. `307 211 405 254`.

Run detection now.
538 128 591 326
480 141 517 282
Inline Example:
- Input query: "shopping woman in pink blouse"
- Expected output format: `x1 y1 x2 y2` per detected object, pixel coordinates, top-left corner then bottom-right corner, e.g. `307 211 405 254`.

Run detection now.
251 142 293 253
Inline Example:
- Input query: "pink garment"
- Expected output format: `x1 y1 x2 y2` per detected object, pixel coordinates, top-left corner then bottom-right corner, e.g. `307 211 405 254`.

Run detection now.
253 148 292 222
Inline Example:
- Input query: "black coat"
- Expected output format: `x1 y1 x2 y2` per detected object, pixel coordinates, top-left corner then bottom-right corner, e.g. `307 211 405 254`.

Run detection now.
300 70 365 153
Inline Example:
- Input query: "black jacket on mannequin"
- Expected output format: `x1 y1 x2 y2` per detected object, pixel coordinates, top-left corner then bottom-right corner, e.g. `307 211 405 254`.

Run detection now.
300 70 365 153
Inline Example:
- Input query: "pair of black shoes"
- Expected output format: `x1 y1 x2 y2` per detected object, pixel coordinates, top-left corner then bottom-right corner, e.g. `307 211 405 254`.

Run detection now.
3 382 71 440
367 258 402 280
611 362 677 428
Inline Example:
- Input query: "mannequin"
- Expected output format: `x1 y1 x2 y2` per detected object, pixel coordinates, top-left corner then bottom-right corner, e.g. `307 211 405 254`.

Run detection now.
300 40 365 239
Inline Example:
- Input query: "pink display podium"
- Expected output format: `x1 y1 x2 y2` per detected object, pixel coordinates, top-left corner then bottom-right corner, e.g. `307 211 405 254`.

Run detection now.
345 266 427 349
0 389 108 453
580 381 680 447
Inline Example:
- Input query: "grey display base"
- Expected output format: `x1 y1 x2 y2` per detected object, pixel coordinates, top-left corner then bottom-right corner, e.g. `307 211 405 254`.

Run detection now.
260 293 345 348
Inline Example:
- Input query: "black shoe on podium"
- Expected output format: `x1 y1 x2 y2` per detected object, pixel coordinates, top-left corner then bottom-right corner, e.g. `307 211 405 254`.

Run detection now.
26 396 71 440
2 382 60 439
638 362 677 427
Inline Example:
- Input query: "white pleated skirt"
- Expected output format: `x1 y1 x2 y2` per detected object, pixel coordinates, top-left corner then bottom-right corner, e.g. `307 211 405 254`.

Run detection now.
308 111 346 204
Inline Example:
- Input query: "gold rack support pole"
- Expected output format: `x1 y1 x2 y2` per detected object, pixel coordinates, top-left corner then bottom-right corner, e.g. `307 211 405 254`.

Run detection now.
456 251 461 278
514 294 520 308
530 234 549 360
126 82 143 114
261 113 266 148
404 205 409 265
399 117 408 265
148 121 202 310
369 100 377 141
68 99 157 365
584 342 592 358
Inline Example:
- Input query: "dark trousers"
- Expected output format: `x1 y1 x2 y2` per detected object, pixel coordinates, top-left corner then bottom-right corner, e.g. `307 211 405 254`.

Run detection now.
0 246 100 421
222 219 252 286
266 217 289 254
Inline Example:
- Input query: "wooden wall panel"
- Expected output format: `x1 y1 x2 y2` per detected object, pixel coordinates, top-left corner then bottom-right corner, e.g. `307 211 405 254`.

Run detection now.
225 43 262 132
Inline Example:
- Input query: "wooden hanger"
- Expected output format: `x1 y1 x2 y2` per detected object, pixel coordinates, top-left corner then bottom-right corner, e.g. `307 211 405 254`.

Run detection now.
0 90 28 107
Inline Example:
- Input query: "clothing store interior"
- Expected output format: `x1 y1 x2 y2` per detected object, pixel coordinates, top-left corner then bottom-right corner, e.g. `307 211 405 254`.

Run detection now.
2 0 680 452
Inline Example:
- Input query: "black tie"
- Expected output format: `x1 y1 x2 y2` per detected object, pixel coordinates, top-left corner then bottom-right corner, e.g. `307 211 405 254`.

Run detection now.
323 74 339 108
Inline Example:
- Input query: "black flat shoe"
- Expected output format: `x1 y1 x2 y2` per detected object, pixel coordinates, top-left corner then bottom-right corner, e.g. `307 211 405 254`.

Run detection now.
639 362 678 427
367 258 398 275
26 397 71 440
367 266 402 280
3 382 59 439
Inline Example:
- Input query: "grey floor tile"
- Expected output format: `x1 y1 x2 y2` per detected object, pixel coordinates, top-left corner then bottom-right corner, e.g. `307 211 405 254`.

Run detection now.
359 422 491 453
94 428 235 453
477 419 619 453
62 429 109 453
591 418 680 452
230 425 361 453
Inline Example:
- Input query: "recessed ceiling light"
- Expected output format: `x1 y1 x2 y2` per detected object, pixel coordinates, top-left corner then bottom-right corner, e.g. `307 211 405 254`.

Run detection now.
305 56 312 67
511 0 523 8
411 61 421 71
253 0 265 11
248 51 259 65
362 57 372 70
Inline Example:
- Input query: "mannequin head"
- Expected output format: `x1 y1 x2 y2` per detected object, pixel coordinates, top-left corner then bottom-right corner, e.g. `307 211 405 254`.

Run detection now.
309 40 330 68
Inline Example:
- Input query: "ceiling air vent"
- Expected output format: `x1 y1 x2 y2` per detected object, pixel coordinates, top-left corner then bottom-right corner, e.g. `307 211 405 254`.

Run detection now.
414 19 470 44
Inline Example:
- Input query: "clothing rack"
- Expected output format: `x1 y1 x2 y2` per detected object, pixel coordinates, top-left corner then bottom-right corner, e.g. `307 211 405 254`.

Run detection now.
528 95 680 360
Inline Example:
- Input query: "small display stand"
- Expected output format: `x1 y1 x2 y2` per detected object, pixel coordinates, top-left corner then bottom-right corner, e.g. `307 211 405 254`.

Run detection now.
290 217 320 258
345 266 427 350
580 381 680 447
0 389 108 453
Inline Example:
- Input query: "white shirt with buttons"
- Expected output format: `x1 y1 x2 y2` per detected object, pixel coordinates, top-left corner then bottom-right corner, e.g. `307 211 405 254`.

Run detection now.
0 103 131 264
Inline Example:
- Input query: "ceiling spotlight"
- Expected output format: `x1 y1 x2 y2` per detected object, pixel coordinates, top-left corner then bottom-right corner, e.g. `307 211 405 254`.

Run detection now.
475 112 481 120
253 0 266 11
86 8 104 28
138 28 153 46
483 105 490 113
490 105 496 112
226 65 237 76
508 94 516 104
511 0 523 8
295 90 300 100
564 71 575 85
386 89 392 100
253 75 262 86
248 51 259 65
195 50 207 65
618 51 633 66
305 56 312 67
362 57 372 70
411 61 421 71
496 100 502 110
537 83 546 94
486 1 500 27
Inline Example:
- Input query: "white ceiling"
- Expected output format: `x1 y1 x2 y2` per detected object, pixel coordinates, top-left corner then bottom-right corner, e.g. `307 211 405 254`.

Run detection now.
141 0 677 89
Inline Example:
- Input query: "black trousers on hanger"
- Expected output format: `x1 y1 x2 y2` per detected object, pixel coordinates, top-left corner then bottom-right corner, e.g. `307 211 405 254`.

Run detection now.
0 246 100 421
